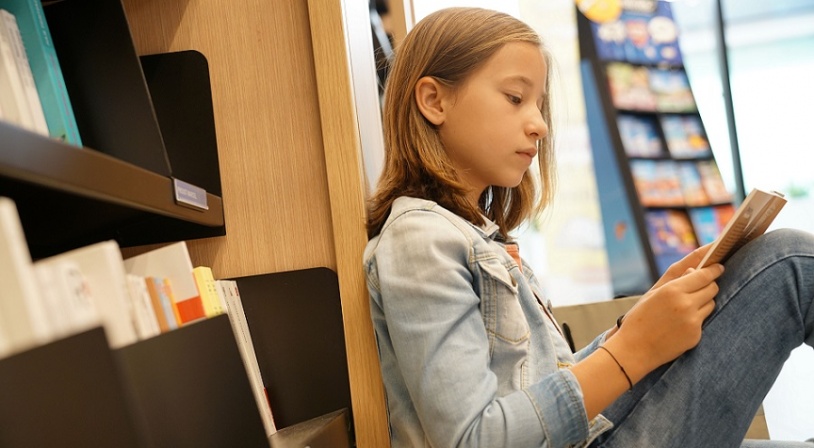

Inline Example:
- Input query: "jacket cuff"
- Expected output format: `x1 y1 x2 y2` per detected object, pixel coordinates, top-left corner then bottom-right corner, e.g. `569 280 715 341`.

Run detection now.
524 369 590 447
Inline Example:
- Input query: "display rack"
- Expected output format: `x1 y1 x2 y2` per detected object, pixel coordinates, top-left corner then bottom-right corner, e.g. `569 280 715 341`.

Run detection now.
577 0 735 295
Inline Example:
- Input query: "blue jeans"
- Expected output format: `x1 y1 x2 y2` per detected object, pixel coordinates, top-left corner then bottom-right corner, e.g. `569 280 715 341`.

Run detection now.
591 229 814 448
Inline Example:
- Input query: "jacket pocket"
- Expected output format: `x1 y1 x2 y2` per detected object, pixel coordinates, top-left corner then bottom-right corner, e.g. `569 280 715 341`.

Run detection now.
477 257 529 344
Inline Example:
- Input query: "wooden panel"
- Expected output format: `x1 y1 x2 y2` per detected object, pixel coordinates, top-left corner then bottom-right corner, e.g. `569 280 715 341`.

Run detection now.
307 1 390 446
122 0 335 278
388 0 413 46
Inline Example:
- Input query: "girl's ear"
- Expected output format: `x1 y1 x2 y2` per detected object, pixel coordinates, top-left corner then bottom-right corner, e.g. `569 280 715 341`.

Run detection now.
415 76 448 126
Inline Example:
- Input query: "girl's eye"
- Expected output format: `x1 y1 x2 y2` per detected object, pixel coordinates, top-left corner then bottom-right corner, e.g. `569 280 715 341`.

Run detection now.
507 94 522 105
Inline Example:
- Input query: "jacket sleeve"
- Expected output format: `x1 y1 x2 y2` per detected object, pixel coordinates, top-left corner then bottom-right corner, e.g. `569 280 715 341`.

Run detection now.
574 329 611 362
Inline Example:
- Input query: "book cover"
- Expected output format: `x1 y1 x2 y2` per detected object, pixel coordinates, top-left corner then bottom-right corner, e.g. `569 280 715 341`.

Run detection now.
144 276 173 333
125 274 160 340
0 196 51 356
161 277 199 326
589 2 682 65
617 114 664 158
697 189 786 268
37 240 138 349
630 159 684 207
689 204 736 245
0 0 82 145
219 279 277 435
696 159 732 203
0 9 47 135
676 161 709 206
33 258 99 338
660 114 712 159
123 241 206 326
649 68 696 113
645 209 699 274
606 62 657 111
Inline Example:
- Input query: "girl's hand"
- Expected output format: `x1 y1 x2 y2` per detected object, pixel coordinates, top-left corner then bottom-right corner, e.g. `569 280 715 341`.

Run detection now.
652 243 714 289
603 248 724 382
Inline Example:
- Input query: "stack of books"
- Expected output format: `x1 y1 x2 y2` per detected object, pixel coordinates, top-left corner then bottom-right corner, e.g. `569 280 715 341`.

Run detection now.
0 0 81 145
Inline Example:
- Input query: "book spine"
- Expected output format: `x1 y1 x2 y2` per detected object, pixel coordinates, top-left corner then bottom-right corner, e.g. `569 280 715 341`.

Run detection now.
145 277 170 333
192 266 222 317
0 197 52 353
0 18 35 132
156 278 180 330
0 10 47 135
4 0 82 145
220 280 276 435
125 274 160 339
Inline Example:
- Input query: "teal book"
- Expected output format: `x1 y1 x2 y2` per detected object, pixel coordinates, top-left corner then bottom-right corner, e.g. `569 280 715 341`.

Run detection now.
0 0 81 146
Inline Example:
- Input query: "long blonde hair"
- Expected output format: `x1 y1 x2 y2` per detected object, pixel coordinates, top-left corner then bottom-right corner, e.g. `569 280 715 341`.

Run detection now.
367 7 557 239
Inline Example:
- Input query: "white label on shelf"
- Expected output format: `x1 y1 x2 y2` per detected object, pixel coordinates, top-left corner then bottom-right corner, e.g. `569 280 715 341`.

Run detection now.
173 178 209 211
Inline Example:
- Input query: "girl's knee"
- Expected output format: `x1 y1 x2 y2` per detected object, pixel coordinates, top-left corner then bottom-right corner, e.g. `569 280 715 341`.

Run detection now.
760 228 814 254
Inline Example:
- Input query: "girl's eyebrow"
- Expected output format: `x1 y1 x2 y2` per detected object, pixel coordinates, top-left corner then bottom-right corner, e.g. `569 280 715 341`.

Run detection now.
503 75 534 87
503 75 547 96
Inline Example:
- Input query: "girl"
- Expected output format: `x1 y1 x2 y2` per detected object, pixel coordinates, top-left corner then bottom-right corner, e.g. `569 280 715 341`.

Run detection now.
363 7 814 448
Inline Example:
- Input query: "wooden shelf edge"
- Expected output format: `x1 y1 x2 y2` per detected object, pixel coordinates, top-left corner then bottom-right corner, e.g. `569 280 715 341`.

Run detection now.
0 121 224 228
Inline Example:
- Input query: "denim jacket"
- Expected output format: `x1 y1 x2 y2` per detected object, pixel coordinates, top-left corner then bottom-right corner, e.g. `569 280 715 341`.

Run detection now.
364 197 612 447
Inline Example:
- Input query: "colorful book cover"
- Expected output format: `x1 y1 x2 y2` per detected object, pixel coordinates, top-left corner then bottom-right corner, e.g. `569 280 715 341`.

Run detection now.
630 159 684 207
589 1 682 65
617 114 664 157
696 160 732 203
689 204 736 245
606 62 657 111
660 114 712 159
122 241 204 326
677 161 709 206
649 68 696 113
1 0 82 146
146 276 178 331
645 209 699 273
162 277 204 325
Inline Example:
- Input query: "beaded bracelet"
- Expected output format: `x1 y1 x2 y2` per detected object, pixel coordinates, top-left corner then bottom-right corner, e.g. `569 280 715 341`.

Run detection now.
598 345 633 390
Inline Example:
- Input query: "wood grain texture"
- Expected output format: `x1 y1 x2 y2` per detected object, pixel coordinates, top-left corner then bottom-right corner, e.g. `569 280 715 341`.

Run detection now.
307 0 390 446
122 0 335 279
387 0 413 46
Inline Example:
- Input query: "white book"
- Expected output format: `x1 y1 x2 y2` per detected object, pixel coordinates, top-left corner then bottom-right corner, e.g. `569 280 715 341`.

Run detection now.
0 15 35 132
33 262 74 338
0 197 52 356
0 10 47 136
123 241 206 325
37 240 138 348
33 260 100 338
125 274 161 339
218 279 276 435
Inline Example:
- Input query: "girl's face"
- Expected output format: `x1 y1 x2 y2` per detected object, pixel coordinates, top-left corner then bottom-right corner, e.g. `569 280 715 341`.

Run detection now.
436 42 549 206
